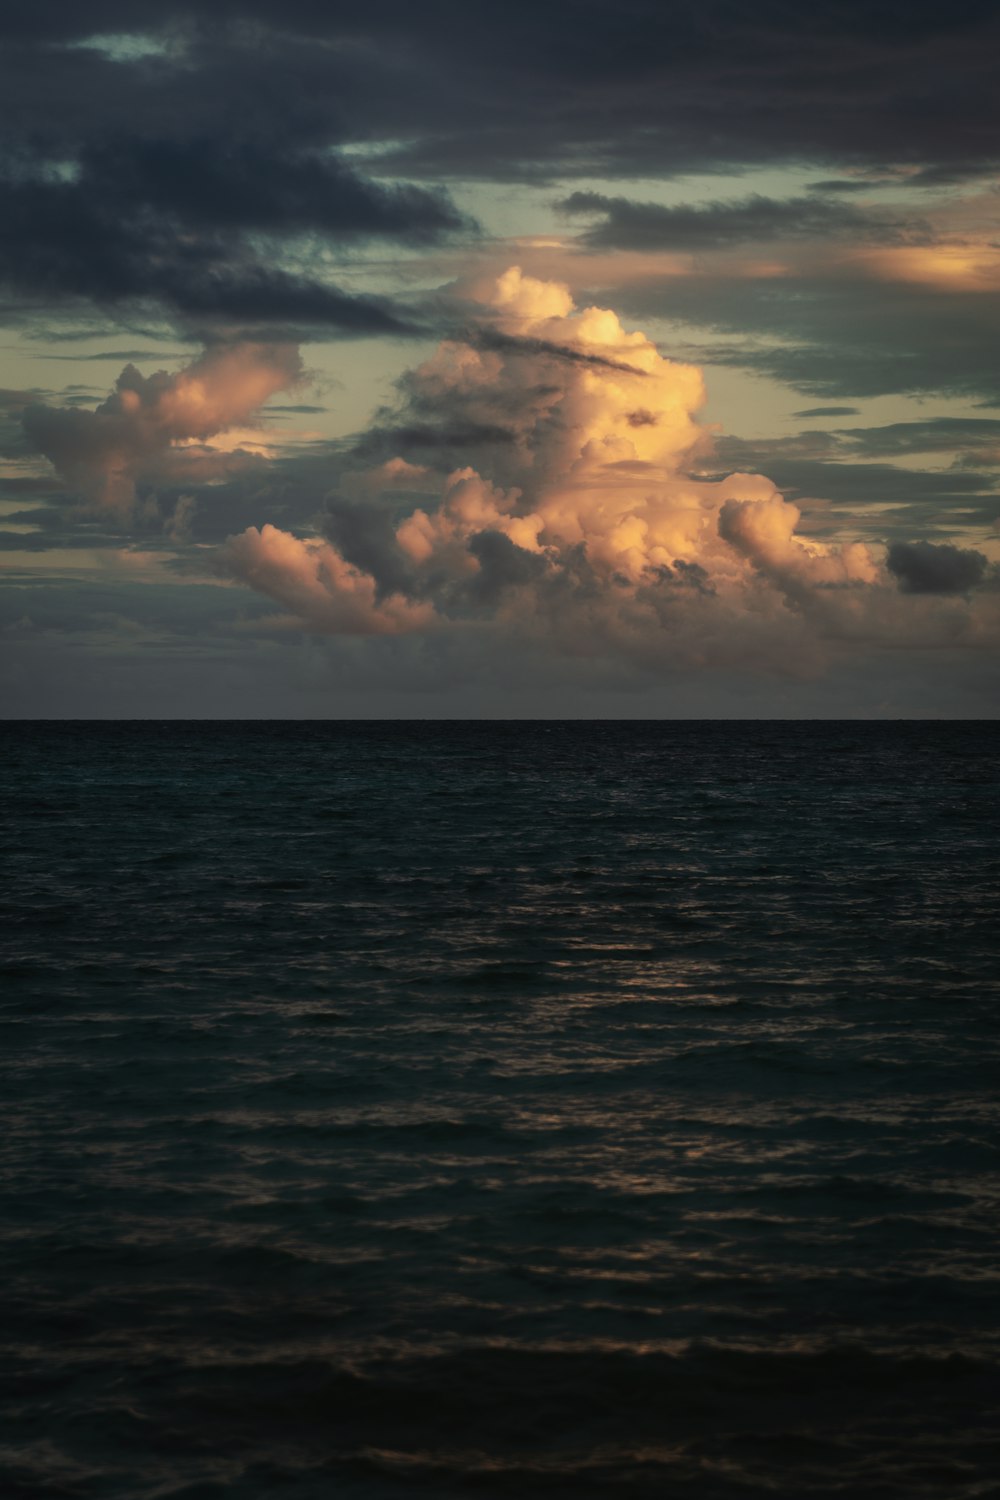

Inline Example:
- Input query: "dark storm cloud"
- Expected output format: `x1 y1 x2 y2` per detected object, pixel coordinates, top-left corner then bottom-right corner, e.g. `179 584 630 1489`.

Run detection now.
0 2 995 348
1 4 998 195
147 267 420 334
351 1 1000 181
886 540 991 594
0 195 419 336
74 137 466 240
557 192 913 250
4 0 998 54
0 147 452 332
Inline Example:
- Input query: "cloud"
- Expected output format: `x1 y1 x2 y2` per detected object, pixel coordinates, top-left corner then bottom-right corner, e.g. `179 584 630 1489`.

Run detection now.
718 492 881 630
2 5 998 218
557 192 913 251
606 262 1000 403
0 142 451 333
712 419 1000 477
793 406 860 418
886 540 990 594
3 6 1000 716
831 418 1000 459
358 266 709 494
163 493 197 541
222 522 433 634
216 267 1000 679
467 325 649 377
704 444 1000 558
213 268 1000 694
22 342 303 514
74 136 467 240
344 2 1000 183
707 420 1000 543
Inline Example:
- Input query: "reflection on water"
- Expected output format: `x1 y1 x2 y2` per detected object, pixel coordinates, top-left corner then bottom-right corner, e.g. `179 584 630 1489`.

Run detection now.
1 721 998 1497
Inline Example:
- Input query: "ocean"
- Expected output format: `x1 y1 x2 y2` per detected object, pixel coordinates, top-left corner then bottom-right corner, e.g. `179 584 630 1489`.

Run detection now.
2 721 998 1498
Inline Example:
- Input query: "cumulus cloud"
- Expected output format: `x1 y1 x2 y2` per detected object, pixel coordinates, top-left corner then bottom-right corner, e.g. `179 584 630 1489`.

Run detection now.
380 265 710 509
22 342 303 515
719 494 879 589
222 523 433 634
217 269 1000 687
226 267 966 675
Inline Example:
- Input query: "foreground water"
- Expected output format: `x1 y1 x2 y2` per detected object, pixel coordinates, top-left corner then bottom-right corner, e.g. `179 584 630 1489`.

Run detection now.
1 721 999 1498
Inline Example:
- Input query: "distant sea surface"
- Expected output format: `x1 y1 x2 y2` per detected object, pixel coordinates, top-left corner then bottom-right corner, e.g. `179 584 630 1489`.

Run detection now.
2 722 999 1499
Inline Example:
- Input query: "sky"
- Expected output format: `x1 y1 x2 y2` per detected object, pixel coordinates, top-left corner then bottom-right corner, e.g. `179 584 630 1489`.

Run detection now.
2 1 999 718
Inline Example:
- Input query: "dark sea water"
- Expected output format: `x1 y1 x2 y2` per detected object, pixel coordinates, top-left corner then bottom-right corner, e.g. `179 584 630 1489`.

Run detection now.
2 721 999 1499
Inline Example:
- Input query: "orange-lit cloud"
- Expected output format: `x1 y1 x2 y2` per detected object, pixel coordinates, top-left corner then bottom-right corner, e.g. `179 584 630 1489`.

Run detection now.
844 244 1000 291
22 342 303 515
224 524 434 635
222 269 998 671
